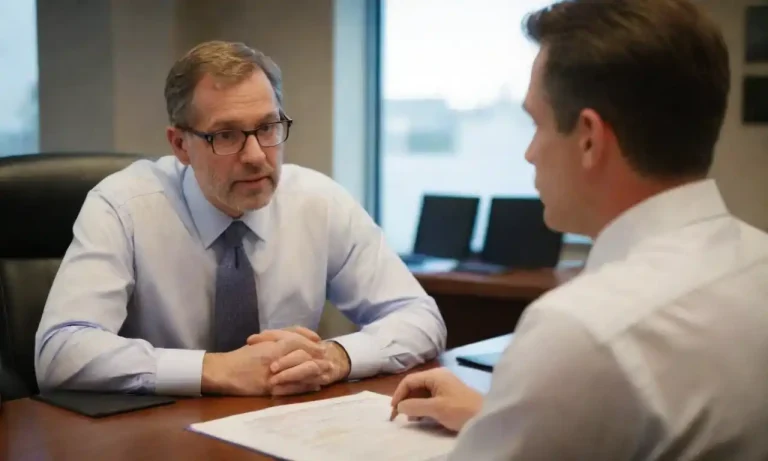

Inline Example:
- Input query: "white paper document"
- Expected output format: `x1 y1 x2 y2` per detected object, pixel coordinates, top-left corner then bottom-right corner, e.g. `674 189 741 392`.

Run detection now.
188 391 457 461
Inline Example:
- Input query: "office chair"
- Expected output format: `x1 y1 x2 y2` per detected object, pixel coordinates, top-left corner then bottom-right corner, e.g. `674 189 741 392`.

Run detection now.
0 152 146 400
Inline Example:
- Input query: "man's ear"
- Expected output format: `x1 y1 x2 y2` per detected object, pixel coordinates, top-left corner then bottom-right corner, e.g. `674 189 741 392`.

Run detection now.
577 108 607 171
166 126 191 165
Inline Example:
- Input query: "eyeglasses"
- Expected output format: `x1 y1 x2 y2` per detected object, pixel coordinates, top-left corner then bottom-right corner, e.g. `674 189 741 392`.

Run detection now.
183 119 293 156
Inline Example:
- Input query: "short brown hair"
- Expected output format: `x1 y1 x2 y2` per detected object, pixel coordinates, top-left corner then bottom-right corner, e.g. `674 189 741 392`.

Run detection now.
164 40 283 127
524 0 730 178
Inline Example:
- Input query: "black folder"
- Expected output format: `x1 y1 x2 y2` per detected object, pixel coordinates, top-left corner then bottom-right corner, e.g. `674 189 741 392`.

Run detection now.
455 352 502 372
32 391 176 418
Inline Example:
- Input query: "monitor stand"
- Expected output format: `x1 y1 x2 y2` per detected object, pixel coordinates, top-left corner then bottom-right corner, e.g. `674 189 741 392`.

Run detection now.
453 260 509 275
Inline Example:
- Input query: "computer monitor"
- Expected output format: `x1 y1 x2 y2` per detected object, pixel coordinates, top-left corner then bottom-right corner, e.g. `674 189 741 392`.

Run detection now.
407 194 480 261
479 197 562 269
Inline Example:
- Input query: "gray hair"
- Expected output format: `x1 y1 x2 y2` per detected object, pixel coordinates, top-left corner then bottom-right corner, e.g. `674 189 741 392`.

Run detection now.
164 40 283 127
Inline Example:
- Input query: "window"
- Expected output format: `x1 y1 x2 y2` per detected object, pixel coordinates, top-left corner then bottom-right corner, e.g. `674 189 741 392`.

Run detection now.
385 99 457 155
0 0 39 157
378 0 587 255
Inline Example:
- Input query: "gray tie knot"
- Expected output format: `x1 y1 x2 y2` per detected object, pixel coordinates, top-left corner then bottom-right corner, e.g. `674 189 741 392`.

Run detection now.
221 221 249 249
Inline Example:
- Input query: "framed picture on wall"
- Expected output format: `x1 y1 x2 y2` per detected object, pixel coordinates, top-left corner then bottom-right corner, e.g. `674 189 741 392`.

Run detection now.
743 76 768 124
746 6 768 62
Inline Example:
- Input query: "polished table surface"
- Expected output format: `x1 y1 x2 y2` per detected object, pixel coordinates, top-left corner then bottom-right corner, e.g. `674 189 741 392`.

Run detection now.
0 335 512 461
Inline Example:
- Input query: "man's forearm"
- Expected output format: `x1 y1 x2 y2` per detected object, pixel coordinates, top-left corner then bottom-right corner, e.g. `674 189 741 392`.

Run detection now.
36 325 203 395
201 353 230 394
37 325 153 392
333 299 446 379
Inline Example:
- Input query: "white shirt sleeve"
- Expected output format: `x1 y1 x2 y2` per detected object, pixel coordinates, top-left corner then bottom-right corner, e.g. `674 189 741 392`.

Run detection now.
35 191 204 396
448 304 647 461
324 181 447 379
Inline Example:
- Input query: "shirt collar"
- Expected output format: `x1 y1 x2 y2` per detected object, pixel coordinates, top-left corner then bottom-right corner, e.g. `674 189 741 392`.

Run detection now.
182 166 273 249
586 179 729 272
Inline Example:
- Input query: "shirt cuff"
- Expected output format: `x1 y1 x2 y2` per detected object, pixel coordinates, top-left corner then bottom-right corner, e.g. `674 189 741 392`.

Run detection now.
155 348 205 396
331 332 388 380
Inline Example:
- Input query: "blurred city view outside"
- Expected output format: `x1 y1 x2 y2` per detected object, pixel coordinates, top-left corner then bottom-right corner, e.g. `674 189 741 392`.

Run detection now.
382 96 541 253
379 0 576 254
0 0 38 157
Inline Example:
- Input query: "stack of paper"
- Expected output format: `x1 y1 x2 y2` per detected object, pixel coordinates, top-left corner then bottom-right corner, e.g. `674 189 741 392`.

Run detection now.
189 391 457 461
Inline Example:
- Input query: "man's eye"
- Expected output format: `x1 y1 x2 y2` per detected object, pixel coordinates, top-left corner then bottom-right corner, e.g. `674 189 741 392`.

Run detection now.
216 131 238 141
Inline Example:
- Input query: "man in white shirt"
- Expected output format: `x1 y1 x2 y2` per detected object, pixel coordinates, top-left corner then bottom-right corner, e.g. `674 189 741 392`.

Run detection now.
35 41 446 397
390 0 768 459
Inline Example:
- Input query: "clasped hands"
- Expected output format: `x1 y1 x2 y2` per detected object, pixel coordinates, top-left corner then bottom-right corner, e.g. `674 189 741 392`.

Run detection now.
201 327 482 433
201 326 351 397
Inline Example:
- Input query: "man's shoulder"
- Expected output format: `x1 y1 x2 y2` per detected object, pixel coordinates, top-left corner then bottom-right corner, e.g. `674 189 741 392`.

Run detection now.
279 164 342 192
93 155 184 208
277 164 355 206
532 257 709 346
529 265 648 343
534 222 768 345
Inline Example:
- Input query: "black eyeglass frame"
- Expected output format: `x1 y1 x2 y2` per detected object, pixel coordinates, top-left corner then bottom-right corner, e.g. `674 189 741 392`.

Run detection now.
181 118 294 156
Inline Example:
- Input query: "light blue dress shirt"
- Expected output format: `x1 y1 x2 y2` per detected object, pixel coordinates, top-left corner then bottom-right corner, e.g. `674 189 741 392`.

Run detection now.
35 156 446 396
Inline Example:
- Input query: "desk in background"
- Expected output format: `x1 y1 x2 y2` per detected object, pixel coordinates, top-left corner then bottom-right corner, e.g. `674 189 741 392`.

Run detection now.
0 336 508 461
416 267 580 349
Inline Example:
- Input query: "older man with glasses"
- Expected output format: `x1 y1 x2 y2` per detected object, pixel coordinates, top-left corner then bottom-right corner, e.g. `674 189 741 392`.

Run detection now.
35 41 446 398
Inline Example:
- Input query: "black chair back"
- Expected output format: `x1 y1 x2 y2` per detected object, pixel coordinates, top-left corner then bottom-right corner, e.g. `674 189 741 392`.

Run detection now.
0 152 146 400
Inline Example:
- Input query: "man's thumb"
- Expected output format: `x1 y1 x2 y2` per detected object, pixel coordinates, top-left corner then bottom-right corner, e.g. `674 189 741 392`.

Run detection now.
397 397 441 420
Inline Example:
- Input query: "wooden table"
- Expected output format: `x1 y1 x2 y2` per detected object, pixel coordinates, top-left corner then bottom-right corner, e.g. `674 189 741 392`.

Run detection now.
0 336 512 461
415 267 579 348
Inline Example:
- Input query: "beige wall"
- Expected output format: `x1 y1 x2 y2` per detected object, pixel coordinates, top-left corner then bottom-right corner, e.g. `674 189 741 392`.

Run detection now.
38 0 115 152
39 0 335 175
703 0 768 231
111 0 176 155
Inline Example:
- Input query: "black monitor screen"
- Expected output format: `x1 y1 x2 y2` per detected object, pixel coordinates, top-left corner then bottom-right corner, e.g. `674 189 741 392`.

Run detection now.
412 194 480 259
744 76 768 123
481 197 562 268
746 6 768 62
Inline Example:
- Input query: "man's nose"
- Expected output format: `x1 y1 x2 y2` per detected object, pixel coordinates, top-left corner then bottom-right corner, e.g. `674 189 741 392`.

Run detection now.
240 133 267 165
524 145 535 165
